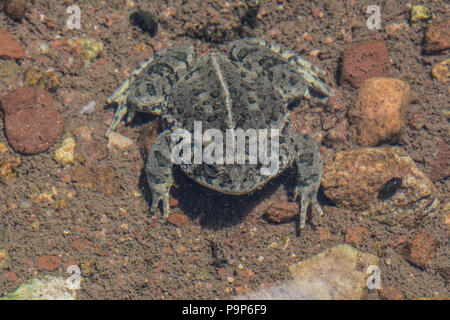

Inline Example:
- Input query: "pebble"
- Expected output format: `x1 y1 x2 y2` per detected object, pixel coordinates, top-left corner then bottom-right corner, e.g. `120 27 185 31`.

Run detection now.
429 139 450 182
167 213 189 227
0 60 20 77
24 68 60 92
107 132 134 149
263 202 299 223
321 147 438 226
53 137 76 165
36 256 62 271
0 28 25 59
409 5 431 24
1 276 78 300
348 77 410 146
288 245 380 299
1 87 64 154
66 37 104 64
0 156 21 183
424 20 450 53
379 286 405 300
431 59 449 82
4 0 27 20
0 249 10 268
345 227 369 245
404 231 437 269
340 40 389 88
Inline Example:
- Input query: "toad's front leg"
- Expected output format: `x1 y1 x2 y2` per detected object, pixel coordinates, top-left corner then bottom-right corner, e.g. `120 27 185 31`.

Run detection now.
145 130 174 218
292 133 324 229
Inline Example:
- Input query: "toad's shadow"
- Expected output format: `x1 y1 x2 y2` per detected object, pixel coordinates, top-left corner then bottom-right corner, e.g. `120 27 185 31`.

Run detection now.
138 164 332 231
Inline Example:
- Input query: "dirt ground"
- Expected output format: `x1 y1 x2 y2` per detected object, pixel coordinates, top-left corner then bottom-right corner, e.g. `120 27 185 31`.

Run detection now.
0 0 448 299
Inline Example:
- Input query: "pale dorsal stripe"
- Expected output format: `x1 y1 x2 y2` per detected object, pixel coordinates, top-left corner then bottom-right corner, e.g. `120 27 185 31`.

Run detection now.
210 55 235 129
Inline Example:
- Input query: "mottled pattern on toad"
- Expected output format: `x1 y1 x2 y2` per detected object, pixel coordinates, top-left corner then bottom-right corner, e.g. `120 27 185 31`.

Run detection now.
106 38 334 229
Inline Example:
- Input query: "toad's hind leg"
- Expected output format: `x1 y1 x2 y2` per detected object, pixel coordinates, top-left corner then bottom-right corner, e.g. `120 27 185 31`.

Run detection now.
229 38 334 102
145 130 174 218
291 133 324 229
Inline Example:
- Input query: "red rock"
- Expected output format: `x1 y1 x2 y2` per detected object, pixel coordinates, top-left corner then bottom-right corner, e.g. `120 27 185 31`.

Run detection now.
340 40 389 88
167 213 189 227
348 77 410 146
324 120 348 146
234 286 246 295
428 140 450 182
4 0 27 20
326 96 347 111
424 20 450 53
60 174 72 183
317 227 332 241
1 87 64 154
388 235 407 248
264 202 299 223
0 28 25 59
36 256 62 271
379 286 404 300
345 226 369 245
6 271 17 282
404 232 437 269
169 198 179 208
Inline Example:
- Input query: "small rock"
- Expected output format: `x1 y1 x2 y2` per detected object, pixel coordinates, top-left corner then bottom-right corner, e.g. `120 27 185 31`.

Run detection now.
323 120 348 146
6 271 17 282
0 60 20 78
0 28 25 59
348 77 410 146
0 249 11 268
1 87 64 154
108 132 134 149
345 227 369 245
424 21 450 53
410 5 431 23
70 166 120 196
428 139 450 182
24 68 60 92
53 137 76 165
4 0 27 20
263 202 299 224
0 156 21 183
0 276 77 300
431 59 450 82
167 213 189 227
404 231 437 269
0 142 8 153
36 256 62 271
169 198 179 208
379 286 405 300
66 37 104 64
322 147 438 226
317 227 332 241
288 244 380 300
340 40 389 88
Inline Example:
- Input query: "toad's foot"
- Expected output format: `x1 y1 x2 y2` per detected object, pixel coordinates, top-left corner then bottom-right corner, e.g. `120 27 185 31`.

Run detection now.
292 133 324 229
145 130 174 218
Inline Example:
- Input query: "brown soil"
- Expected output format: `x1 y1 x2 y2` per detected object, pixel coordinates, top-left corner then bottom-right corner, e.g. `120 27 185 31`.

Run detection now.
0 0 448 299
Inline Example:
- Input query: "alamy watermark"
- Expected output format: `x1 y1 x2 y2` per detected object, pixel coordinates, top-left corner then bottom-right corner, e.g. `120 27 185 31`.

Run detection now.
66 5 81 30
171 121 280 176
366 5 381 30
